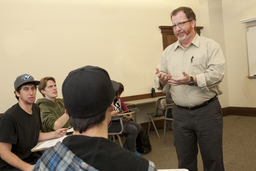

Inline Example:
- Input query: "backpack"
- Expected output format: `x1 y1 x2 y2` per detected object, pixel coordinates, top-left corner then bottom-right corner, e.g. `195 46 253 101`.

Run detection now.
136 127 152 154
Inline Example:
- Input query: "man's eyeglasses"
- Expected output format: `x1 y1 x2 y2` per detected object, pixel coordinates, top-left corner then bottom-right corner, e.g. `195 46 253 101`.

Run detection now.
172 20 191 29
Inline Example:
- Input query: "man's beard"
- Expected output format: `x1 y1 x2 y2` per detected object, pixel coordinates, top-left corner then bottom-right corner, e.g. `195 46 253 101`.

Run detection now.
177 31 187 41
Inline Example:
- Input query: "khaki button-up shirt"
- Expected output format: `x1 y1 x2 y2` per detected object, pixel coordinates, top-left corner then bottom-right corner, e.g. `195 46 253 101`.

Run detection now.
155 34 225 107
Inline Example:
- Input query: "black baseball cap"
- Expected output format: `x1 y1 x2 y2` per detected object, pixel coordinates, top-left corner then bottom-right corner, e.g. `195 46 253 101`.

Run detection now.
62 66 115 118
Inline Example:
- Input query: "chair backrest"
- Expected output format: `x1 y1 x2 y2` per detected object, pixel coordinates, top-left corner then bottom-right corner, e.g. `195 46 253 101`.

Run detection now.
154 93 174 117
165 92 174 104
108 116 124 135
155 97 166 117
164 92 174 118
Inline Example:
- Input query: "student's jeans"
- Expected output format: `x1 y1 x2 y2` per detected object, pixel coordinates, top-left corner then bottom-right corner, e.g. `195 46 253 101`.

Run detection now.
122 121 141 152
108 120 141 152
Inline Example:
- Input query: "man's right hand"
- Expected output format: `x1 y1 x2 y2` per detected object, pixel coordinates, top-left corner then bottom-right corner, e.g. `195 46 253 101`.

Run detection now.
156 68 171 87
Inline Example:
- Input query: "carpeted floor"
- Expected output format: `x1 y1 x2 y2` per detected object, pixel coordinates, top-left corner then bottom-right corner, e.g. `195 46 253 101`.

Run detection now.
141 115 256 171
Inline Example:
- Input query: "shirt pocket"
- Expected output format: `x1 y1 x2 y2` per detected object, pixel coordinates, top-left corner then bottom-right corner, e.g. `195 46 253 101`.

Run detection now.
190 53 208 75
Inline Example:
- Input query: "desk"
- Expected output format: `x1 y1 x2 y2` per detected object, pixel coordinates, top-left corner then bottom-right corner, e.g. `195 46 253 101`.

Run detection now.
125 96 164 106
31 128 73 152
124 96 165 123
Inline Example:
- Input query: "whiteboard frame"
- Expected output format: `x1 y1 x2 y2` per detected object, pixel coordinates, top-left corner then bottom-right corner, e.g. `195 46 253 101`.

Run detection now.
246 25 256 78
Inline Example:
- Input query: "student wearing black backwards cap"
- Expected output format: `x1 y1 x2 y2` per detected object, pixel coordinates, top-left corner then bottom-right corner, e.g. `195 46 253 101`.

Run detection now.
0 74 67 171
33 66 156 171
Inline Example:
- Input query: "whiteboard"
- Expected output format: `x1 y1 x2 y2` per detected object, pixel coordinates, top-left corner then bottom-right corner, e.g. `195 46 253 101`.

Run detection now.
246 25 256 76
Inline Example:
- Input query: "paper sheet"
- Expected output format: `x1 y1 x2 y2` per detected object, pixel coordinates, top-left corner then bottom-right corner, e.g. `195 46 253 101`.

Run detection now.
31 136 67 152
67 127 74 133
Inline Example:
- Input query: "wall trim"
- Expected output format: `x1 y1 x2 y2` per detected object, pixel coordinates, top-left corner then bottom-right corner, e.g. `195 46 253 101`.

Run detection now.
222 106 256 117
1 106 256 131
142 106 256 131
122 93 256 117
122 92 165 101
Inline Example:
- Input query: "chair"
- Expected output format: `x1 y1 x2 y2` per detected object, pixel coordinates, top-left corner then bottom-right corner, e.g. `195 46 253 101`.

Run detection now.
148 97 168 138
108 108 139 146
163 92 174 143
126 107 139 122
148 93 174 139
163 103 173 143
108 116 124 147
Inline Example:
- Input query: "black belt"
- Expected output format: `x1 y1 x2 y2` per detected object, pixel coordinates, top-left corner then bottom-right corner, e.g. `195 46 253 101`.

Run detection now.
176 96 217 110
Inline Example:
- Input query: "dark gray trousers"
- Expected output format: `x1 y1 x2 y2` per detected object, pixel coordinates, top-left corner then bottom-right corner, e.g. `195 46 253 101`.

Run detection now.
172 98 225 171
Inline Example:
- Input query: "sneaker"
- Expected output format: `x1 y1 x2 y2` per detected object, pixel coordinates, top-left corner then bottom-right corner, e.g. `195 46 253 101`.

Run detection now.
134 150 141 156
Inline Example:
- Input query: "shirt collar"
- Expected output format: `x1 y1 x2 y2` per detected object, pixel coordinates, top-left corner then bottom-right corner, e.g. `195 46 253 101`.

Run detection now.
191 33 200 48
174 33 200 50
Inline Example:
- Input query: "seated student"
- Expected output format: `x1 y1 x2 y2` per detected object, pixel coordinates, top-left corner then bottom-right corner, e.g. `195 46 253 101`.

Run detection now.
109 81 141 156
0 74 67 171
36 77 71 132
33 66 156 171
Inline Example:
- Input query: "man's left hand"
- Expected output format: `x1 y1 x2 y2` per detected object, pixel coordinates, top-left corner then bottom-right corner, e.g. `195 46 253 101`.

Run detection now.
168 71 190 86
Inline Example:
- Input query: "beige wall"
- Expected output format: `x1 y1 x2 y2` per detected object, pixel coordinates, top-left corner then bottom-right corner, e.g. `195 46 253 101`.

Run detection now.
0 0 200 112
222 0 256 107
198 0 229 107
1 0 256 113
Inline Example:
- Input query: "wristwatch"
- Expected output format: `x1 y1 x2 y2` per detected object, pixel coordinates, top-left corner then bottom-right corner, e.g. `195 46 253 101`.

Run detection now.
188 76 194 86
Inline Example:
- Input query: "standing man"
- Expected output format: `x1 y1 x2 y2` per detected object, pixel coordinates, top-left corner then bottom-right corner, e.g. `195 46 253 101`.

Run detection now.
36 77 70 132
0 74 67 171
155 7 225 171
33 66 156 171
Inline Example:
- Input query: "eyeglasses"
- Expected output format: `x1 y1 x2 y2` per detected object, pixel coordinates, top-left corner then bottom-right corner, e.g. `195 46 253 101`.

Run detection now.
172 20 191 29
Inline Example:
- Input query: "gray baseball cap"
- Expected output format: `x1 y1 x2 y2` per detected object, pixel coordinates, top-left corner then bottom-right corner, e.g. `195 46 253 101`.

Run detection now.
111 80 120 92
14 74 40 91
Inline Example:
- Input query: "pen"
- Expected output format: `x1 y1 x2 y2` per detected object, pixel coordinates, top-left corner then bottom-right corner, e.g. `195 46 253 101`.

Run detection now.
191 56 194 63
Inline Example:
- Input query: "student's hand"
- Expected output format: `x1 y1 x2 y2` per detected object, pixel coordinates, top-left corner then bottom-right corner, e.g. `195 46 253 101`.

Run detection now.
25 164 35 171
55 128 68 138
111 111 118 117
122 114 133 121
156 68 171 87
168 71 190 86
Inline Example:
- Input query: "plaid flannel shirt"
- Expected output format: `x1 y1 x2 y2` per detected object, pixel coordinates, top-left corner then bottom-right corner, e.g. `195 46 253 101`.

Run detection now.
33 142 98 171
148 161 157 171
33 141 156 171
